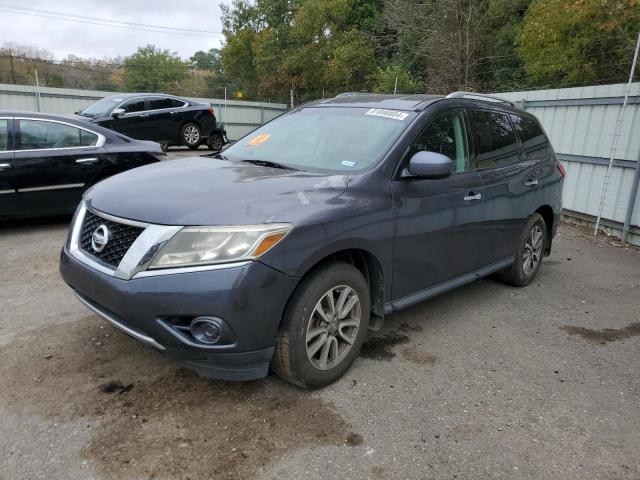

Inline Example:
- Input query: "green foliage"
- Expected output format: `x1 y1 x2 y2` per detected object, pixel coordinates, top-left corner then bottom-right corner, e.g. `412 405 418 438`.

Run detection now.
190 48 224 72
371 65 423 93
517 0 640 87
123 45 189 93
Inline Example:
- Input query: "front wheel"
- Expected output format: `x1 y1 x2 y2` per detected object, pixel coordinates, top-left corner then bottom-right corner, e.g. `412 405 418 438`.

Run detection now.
181 123 202 150
272 262 370 389
498 213 547 287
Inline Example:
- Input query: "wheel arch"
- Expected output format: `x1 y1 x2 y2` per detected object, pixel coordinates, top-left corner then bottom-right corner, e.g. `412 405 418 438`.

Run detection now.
535 204 554 255
283 248 387 332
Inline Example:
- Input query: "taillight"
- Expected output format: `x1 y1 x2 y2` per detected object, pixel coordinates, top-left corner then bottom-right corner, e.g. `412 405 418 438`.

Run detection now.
557 162 566 177
208 107 215 116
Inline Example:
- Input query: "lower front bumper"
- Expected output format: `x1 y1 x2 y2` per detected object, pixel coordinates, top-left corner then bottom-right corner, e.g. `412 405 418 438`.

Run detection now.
60 246 298 381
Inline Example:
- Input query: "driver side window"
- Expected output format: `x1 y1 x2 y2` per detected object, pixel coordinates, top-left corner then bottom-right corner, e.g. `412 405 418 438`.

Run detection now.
407 109 470 173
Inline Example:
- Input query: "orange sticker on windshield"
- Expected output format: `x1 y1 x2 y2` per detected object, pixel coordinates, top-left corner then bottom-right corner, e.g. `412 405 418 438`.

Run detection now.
247 134 271 146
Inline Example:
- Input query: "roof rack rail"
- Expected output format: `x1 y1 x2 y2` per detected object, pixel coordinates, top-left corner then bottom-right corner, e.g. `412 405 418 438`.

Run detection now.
446 91 514 107
335 92 370 97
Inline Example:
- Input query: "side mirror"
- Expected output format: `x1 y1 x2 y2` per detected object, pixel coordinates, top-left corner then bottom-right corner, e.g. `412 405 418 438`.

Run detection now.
407 151 452 179
111 108 125 118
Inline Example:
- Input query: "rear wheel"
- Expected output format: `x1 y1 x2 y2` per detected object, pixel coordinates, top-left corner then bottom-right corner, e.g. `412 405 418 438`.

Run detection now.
208 133 224 151
181 123 201 150
272 262 370 389
498 213 547 287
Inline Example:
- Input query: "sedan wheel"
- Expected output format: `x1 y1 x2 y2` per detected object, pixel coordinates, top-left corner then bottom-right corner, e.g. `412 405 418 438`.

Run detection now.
522 225 544 275
181 123 201 148
497 213 547 287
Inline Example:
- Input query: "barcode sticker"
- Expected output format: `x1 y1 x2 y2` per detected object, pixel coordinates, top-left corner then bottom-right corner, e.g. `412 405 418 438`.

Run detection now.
365 108 409 121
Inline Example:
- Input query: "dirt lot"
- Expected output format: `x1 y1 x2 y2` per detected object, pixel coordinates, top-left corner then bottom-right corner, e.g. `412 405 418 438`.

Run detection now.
1 216 639 480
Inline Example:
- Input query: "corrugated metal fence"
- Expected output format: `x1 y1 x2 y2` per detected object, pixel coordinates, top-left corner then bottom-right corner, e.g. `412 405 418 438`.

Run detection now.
0 83 288 140
498 83 640 246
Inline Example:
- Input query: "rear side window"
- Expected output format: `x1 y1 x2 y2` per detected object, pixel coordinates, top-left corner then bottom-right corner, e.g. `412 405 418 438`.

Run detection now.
0 119 8 151
17 120 98 150
510 114 550 163
407 109 470 173
168 98 187 108
468 110 519 169
122 99 146 113
148 97 175 110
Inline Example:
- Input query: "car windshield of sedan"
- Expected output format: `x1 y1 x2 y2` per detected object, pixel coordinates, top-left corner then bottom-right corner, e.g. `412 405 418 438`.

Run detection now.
79 97 124 117
222 107 416 173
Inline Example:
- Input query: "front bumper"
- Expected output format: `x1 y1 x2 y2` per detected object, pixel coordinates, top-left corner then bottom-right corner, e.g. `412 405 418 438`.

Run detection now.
60 245 298 381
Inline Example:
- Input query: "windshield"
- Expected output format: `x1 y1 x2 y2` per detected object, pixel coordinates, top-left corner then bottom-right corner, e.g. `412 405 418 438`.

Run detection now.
79 97 125 117
222 107 416 173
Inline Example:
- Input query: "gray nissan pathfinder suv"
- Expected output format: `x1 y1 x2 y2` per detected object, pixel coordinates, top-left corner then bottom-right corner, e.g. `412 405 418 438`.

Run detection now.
60 92 564 389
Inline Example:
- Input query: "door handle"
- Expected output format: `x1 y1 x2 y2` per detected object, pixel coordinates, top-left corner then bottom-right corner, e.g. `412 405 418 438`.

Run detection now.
463 192 482 202
524 178 540 186
170 111 176 115
76 157 98 164
0 163 10 170
139 114 149 118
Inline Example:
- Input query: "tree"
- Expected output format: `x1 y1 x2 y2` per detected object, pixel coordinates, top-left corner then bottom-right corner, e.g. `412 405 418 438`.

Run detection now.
123 45 188 93
190 48 224 72
517 0 640 87
371 65 423 93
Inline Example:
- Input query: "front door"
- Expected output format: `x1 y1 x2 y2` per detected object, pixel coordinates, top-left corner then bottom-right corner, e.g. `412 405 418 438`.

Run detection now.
13 118 105 216
0 117 18 217
111 98 149 140
391 108 486 300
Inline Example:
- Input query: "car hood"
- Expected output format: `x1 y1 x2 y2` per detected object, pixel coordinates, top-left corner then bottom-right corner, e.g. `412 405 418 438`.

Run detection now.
85 158 349 225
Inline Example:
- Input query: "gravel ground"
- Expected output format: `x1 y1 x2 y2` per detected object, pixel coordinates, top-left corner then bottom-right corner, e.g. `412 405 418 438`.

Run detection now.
0 220 639 480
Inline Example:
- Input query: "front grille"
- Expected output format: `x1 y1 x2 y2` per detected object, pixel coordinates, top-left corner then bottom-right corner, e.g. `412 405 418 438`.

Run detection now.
79 210 145 267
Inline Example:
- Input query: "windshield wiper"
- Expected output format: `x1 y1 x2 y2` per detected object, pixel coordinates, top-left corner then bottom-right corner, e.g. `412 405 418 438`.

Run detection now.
241 159 296 170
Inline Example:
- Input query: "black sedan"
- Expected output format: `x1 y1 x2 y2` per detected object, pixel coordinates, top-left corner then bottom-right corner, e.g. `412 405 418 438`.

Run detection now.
0 111 167 219
75 93 227 151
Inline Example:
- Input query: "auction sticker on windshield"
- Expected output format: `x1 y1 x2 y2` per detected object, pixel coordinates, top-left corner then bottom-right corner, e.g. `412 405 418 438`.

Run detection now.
247 134 271 146
365 108 409 121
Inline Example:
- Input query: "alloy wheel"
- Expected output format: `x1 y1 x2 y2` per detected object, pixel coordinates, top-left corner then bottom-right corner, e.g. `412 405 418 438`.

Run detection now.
305 285 361 371
523 224 543 275
184 125 200 145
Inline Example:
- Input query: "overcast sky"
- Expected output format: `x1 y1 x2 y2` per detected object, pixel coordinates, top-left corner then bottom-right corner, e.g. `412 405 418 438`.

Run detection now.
0 0 231 60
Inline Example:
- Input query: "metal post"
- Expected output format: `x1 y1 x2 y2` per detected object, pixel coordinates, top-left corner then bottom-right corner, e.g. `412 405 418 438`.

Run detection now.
594 31 640 234
290 89 294 109
622 150 640 243
394 76 398 95
224 85 227 126
260 105 264 125
9 52 16 84
34 68 42 112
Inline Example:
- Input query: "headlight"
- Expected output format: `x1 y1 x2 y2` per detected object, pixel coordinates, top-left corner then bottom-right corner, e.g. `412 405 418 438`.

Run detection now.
148 224 292 269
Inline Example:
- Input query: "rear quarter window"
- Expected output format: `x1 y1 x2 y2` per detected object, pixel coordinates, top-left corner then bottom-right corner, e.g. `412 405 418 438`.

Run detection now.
510 114 550 163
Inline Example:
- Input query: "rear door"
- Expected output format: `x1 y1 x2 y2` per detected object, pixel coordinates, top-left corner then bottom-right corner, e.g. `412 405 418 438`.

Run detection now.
0 117 18 217
146 97 177 143
13 118 106 216
391 108 486 300
468 108 534 264
111 98 148 140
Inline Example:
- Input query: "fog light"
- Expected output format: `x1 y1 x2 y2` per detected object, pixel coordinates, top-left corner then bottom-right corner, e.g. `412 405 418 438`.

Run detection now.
189 317 223 344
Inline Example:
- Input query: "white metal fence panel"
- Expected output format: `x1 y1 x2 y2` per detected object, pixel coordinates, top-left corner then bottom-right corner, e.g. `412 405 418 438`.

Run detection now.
0 83 288 140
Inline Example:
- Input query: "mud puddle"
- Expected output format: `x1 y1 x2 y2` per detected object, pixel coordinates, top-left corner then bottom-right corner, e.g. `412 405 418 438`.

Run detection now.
0 318 361 480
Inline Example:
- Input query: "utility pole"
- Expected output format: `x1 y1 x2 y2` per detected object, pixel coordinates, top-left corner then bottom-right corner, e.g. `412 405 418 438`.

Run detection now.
34 67 42 112
9 52 16 84
189 63 197 96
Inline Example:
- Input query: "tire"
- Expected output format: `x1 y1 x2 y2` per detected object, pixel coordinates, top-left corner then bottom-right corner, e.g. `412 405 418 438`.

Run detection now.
181 123 202 149
208 133 224 151
272 262 370 389
498 213 547 287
